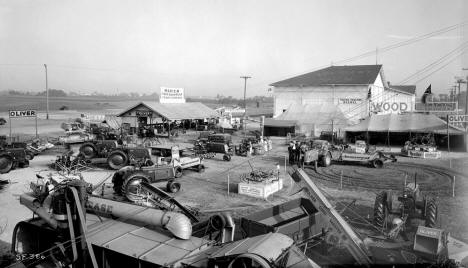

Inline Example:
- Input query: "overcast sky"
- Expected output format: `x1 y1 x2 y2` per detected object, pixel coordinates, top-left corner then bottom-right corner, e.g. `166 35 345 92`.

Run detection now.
0 0 467 97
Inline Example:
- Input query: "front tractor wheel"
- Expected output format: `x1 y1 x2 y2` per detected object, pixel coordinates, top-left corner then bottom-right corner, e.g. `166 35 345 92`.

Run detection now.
175 167 183 178
320 153 331 167
197 164 205 173
372 158 384 169
223 154 231 161
0 156 13 173
166 180 181 193
107 151 128 170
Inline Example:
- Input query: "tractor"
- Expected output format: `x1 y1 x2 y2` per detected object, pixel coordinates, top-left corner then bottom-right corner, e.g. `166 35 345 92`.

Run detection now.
78 140 153 170
0 147 30 174
373 176 438 235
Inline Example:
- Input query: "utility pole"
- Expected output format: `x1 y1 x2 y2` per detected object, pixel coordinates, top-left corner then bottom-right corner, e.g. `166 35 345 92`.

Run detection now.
240 76 251 109
44 64 49 120
462 68 468 152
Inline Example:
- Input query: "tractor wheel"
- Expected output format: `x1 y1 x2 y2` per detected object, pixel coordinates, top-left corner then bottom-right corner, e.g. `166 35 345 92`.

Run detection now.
197 164 205 173
80 143 97 159
166 180 181 193
0 156 13 173
223 154 231 161
320 153 331 167
25 152 34 161
144 158 154 167
107 151 128 170
175 167 183 178
425 199 438 228
372 159 384 169
121 172 150 200
373 191 389 229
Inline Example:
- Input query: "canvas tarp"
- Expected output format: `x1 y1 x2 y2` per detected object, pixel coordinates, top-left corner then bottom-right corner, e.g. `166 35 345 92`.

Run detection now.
345 113 464 134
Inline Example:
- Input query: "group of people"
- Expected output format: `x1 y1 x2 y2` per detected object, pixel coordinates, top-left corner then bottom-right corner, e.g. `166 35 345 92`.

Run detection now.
288 140 308 165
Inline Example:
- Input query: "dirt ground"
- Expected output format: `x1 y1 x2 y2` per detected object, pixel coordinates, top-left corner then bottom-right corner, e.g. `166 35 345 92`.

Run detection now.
1 112 468 265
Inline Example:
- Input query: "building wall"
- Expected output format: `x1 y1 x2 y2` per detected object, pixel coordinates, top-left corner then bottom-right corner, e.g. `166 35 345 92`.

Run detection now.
273 72 415 122
119 104 164 128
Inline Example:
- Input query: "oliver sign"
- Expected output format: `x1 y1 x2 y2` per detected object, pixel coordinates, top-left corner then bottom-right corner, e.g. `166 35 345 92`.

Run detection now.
9 110 37 118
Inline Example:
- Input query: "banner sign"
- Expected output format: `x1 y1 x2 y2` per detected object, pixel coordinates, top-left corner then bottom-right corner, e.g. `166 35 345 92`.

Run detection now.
338 98 363 104
448 114 468 123
416 102 457 112
370 102 408 113
160 87 185 103
9 110 37 118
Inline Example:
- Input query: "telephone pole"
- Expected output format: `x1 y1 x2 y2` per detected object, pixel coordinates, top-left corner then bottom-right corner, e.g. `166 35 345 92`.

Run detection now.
240 76 251 110
44 64 49 120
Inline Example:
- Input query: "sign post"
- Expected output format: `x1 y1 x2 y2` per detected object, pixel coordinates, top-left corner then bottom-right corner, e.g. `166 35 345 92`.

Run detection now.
9 109 38 142
446 114 451 168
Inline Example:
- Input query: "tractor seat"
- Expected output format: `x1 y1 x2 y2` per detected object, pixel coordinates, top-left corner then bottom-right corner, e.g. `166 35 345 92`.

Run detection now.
405 183 419 193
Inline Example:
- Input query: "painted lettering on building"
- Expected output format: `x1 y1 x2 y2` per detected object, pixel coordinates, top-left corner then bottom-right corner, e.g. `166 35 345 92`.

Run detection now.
370 102 408 113
338 98 363 104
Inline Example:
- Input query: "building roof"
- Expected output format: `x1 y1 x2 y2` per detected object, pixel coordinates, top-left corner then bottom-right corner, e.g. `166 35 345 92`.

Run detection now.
264 118 297 127
275 103 351 127
270 65 383 87
117 102 218 120
389 85 416 95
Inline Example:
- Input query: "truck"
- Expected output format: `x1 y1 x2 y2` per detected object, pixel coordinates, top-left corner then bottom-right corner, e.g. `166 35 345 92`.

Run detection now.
79 140 153 170
193 133 233 161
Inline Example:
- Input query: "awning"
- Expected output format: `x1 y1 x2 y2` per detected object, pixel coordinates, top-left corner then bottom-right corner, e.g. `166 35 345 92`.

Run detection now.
275 104 351 127
117 102 218 120
345 113 465 134
264 118 297 127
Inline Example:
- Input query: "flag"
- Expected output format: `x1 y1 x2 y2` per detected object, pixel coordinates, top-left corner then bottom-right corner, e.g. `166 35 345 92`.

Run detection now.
421 84 432 104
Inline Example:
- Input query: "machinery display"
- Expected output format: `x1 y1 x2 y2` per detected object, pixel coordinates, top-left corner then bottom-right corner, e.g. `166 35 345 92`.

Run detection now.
78 140 153 170
300 139 341 168
337 140 397 168
401 140 442 159
193 133 233 161
9 173 317 268
151 144 205 175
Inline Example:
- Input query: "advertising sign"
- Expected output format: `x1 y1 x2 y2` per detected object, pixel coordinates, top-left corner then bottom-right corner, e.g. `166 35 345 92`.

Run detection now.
160 87 185 103
370 102 408 113
448 114 468 123
338 98 363 104
9 110 37 118
135 110 153 117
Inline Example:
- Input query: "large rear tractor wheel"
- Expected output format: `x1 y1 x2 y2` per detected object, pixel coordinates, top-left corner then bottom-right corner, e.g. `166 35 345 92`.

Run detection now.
320 153 332 167
107 151 128 170
425 199 438 228
80 143 97 159
372 158 384 169
121 172 150 200
0 156 13 174
373 191 389 229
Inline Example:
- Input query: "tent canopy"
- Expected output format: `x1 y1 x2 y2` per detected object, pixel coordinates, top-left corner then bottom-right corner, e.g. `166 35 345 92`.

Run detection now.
345 113 464 134
275 103 351 127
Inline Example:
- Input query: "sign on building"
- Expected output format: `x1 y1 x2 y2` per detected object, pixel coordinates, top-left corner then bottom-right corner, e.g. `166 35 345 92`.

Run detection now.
9 110 37 118
370 102 409 113
338 98 363 104
447 114 468 128
160 87 185 103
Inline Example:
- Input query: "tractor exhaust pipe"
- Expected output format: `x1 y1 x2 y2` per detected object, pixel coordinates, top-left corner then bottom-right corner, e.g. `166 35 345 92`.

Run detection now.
86 196 192 240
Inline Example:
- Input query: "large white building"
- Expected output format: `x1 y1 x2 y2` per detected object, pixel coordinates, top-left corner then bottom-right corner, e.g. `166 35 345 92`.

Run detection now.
270 65 416 124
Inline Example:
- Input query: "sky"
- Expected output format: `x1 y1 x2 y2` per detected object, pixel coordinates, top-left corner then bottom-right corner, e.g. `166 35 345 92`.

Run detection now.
0 0 467 98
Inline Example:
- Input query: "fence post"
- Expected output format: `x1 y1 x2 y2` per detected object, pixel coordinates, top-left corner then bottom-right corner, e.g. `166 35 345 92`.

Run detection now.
340 170 343 190
227 173 230 196
452 176 456 197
